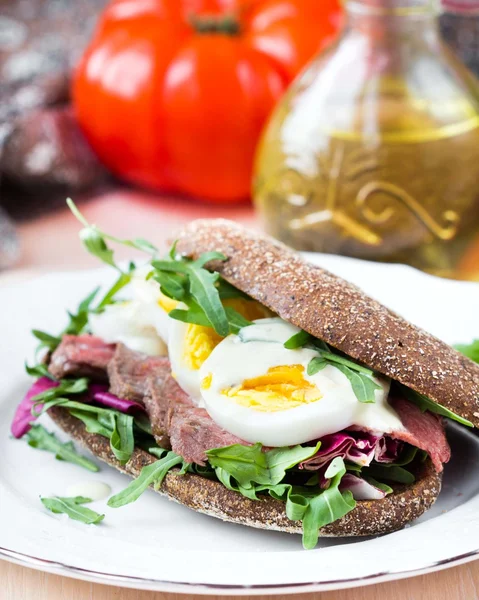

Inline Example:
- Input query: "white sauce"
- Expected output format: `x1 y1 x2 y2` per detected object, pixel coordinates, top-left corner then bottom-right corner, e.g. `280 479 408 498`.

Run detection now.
66 481 111 502
199 318 404 447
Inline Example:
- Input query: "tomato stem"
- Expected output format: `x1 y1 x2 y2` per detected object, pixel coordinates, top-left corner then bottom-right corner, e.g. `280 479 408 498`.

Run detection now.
190 14 241 35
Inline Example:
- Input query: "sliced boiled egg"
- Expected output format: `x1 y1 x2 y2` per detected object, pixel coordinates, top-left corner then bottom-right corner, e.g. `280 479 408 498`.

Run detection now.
199 318 402 447
168 298 270 404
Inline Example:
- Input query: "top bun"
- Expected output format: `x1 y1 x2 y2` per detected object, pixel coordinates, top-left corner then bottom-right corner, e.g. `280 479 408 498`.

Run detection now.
175 219 479 427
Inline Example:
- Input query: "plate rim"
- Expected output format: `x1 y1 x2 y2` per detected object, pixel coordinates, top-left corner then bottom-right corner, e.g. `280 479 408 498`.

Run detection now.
2 545 479 595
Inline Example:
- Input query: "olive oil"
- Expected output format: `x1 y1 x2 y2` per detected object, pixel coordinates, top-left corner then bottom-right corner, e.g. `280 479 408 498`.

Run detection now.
254 0 479 278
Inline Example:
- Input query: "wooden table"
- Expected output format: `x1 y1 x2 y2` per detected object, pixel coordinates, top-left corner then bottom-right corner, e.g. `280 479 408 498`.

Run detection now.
2 189 479 600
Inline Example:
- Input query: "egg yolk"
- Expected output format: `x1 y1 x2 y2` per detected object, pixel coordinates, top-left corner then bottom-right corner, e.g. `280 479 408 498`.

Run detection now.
158 293 179 313
182 298 270 370
206 365 322 412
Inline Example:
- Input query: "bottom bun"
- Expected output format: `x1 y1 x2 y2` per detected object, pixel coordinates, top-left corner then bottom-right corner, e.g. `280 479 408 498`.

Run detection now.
49 406 442 538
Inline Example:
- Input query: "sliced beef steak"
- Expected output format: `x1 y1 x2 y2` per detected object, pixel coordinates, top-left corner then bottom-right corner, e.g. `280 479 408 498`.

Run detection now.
389 396 451 472
143 366 190 450
108 343 169 404
49 335 115 380
168 404 246 466
145 368 247 464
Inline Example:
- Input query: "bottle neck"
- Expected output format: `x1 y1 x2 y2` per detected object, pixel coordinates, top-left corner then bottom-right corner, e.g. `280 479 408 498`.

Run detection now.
345 0 441 40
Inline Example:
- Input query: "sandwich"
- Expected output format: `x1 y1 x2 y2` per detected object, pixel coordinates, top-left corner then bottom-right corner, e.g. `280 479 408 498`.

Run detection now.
11 206 479 548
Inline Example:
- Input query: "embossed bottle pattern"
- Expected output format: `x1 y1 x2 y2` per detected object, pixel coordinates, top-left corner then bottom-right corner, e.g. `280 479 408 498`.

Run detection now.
254 0 479 277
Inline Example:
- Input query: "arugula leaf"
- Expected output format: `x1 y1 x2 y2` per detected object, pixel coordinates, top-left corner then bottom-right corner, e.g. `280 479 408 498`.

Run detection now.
168 304 213 327
335 365 381 404
108 451 185 507
95 268 134 312
284 330 312 350
365 464 415 484
187 267 229 337
307 357 328 375
69 409 114 438
217 279 249 300
192 251 227 269
110 413 135 465
41 496 104 524
224 307 252 334
455 339 479 363
402 387 474 427
152 271 187 301
25 424 99 472
39 400 137 464
206 442 321 488
64 287 100 335
24 362 56 380
365 477 393 495
32 330 61 352
68 199 158 265
80 228 117 270
131 238 158 254
30 378 89 416
302 458 355 549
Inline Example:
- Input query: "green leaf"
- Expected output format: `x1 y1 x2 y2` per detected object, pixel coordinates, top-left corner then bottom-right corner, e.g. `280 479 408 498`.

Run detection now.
33 429 92 466
301 457 356 549
217 279 248 300
25 362 56 380
41 400 137 465
96 271 133 311
192 251 227 269
187 266 229 337
302 489 355 549
307 357 328 375
314 350 376 376
455 339 479 363
169 240 179 260
108 451 184 508
402 386 474 428
224 307 252 334
25 424 99 472
32 330 61 351
206 442 321 488
335 365 381 404
69 409 114 438
365 464 415 484
110 413 135 465
284 330 312 349
151 259 189 274
169 305 213 328
365 477 393 495
64 287 100 336
41 496 104 525
80 228 117 270
131 238 158 253
30 378 89 411
68 198 157 263
153 271 187 301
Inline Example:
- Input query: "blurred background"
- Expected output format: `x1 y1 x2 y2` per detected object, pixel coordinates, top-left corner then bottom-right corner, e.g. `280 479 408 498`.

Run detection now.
1 0 479 278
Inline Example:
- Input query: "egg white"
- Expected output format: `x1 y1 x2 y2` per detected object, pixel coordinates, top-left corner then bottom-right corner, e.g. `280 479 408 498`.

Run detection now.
89 269 171 356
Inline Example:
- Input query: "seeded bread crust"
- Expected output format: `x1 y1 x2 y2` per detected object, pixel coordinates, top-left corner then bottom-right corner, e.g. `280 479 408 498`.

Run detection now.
174 219 479 427
49 407 442 538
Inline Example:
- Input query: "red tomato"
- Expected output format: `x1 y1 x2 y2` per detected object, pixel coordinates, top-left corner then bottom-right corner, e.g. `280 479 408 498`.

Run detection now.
73 0 342 202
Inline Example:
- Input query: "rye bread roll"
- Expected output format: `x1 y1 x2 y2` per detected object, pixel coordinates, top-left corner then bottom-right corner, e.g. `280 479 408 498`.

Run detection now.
175 219 479 427
49 406 442 537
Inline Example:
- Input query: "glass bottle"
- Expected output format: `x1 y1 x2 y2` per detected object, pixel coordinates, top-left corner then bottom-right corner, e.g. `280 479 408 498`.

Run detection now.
253 0 479 278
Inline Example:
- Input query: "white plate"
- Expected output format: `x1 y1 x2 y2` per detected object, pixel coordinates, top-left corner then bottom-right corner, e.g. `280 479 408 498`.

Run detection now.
1 254 479 595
